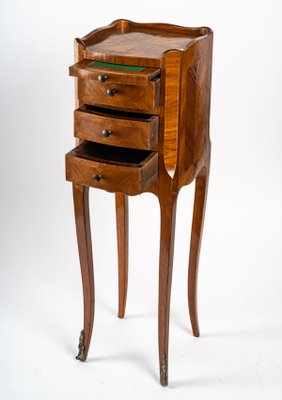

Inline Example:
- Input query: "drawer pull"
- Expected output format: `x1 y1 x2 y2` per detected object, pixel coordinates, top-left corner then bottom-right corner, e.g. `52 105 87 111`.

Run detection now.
92 174 102 182
98 75 108 82
106 88 117 97
102 129 111 137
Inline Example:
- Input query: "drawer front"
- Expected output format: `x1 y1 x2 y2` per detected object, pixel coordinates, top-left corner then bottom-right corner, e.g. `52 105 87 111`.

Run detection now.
77 78 160 112
66 147 158 196
69 60 160 85
74 108 159 150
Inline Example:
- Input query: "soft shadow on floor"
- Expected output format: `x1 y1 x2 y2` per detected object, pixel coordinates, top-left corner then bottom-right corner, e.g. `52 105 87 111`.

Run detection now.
201 323 282 339
171 312 193 335
169 374 230 389
88 351 158 380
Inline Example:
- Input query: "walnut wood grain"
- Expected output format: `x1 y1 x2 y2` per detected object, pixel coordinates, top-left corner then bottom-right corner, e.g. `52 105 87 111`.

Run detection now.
66 142 158 196
73 184 94 361
175 33 213 188
80 19 211 67
74 39 84 111
115 193 129 318
158 189 178 386
77 77 160 113
188 162 210 337
162 50 181 176
74 107 159 150
67 20 213 387
70 59 160 85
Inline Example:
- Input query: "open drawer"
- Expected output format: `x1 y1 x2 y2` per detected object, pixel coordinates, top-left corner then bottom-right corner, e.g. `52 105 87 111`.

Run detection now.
69 60 160 85
69 60 160 112
66 141 158 196
74 105 159 150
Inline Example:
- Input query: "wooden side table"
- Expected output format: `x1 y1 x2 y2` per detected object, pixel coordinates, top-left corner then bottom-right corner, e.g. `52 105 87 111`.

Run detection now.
65 19 213 386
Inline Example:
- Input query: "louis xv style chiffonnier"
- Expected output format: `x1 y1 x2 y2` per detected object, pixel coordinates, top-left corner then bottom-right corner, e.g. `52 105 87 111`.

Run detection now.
65 19 213 386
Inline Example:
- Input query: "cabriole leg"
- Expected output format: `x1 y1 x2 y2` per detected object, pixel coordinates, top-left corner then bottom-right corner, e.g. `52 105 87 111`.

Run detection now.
73 183 94 361
158 191 178 386
188 166 210 337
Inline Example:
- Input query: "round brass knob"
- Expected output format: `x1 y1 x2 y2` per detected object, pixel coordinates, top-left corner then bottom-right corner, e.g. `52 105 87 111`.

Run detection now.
102 129 111 137
92 174 101 182
98 75 107 82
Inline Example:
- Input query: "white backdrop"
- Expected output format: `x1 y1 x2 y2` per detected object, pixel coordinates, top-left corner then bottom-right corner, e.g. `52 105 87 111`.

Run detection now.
1 1 282 399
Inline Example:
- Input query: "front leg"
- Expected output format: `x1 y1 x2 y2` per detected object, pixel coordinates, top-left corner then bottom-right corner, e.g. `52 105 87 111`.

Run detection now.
158 191 178 386
73 183 95 361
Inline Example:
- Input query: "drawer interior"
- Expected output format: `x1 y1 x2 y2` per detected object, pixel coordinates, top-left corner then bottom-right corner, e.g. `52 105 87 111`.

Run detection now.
80 105 155 122
88 61 146 72
69 59 160 85
70 141 156 168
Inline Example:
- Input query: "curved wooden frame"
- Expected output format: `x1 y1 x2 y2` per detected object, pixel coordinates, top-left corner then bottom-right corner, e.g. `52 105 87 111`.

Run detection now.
68 19 213 386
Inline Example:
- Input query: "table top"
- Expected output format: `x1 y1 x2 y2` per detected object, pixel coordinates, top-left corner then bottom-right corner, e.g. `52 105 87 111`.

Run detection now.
80 19 211 63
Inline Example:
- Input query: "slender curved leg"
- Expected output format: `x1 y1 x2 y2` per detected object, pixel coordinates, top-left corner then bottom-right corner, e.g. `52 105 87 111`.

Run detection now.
115 193 129 318
158 191 178 386
73 183 94 361
188 165 210 337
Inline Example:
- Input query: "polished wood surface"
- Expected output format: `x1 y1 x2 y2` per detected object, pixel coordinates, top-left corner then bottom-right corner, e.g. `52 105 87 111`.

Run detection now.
77 77 160 113
158 189 178 386
66 19 213 387
162 50 181 175
188 162 210 337
74 106 159 150
115 193 129 318
176 33 213 188
80 19 211 66
66 142 158 196
70 59 160 85
72 184 94 361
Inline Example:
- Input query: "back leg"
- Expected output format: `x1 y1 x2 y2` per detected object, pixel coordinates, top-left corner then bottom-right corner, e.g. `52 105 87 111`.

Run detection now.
188 165 210 337
115 193 129 318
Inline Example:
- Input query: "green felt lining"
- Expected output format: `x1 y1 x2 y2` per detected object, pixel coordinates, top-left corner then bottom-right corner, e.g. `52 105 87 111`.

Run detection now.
89 61 145 72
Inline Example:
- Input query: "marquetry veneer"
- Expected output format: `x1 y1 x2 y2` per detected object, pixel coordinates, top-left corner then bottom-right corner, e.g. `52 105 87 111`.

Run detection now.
65 19 213 386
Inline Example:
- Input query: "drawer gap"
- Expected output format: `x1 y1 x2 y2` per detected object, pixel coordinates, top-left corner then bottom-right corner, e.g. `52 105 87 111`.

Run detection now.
151 73 160 81
81 105 155 121
71 141 156 168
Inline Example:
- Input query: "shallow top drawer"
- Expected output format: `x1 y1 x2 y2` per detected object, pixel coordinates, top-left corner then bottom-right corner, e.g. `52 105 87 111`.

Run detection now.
69 60 160 86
